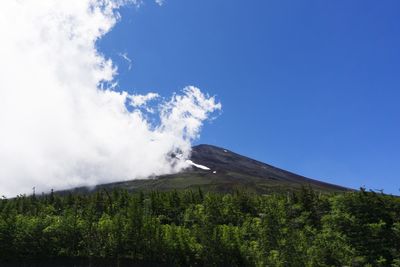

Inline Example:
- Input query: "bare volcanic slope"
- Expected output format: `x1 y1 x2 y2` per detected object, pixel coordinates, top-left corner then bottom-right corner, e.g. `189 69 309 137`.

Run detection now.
188 144 350 192
65 144 350 194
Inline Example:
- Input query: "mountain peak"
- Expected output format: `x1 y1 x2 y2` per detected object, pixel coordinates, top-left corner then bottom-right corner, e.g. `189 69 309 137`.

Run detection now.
188 144 349 192
63 144 350 194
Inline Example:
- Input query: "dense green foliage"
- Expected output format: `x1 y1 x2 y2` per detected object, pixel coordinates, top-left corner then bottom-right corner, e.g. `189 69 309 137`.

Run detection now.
0 188 399 266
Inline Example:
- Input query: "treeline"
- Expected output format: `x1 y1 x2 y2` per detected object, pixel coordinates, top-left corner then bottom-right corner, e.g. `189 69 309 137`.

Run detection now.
0 188 400 266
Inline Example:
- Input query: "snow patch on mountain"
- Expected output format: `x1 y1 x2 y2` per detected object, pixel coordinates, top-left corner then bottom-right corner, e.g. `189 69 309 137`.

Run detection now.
185 160 211 171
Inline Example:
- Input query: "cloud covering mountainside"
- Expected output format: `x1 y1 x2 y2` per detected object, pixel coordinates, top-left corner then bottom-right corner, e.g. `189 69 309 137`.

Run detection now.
0 0 221 197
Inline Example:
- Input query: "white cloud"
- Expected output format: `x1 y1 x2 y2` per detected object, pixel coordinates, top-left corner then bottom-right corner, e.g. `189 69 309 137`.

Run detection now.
130 92 159 107
0 0 221 197
119 52 133 70
155 0 165 6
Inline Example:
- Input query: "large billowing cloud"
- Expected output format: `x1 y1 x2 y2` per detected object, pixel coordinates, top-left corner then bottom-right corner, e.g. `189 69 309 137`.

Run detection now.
0 0 221 197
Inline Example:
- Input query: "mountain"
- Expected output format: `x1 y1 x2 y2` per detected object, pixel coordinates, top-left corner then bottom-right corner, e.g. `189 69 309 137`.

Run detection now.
64 144 350 194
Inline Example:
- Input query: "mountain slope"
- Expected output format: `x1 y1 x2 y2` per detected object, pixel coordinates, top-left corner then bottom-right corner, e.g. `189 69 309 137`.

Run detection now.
188 144 349 192
65 144 350 194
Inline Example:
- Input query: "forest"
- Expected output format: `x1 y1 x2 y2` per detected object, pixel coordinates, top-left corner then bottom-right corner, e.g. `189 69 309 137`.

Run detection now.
0 187 399 266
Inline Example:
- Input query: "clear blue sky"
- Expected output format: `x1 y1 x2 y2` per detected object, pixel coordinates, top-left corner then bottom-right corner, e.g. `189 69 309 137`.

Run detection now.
98 0 400 194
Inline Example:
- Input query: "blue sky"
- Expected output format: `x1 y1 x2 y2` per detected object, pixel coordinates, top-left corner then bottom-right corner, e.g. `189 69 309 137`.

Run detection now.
98 0 400 194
